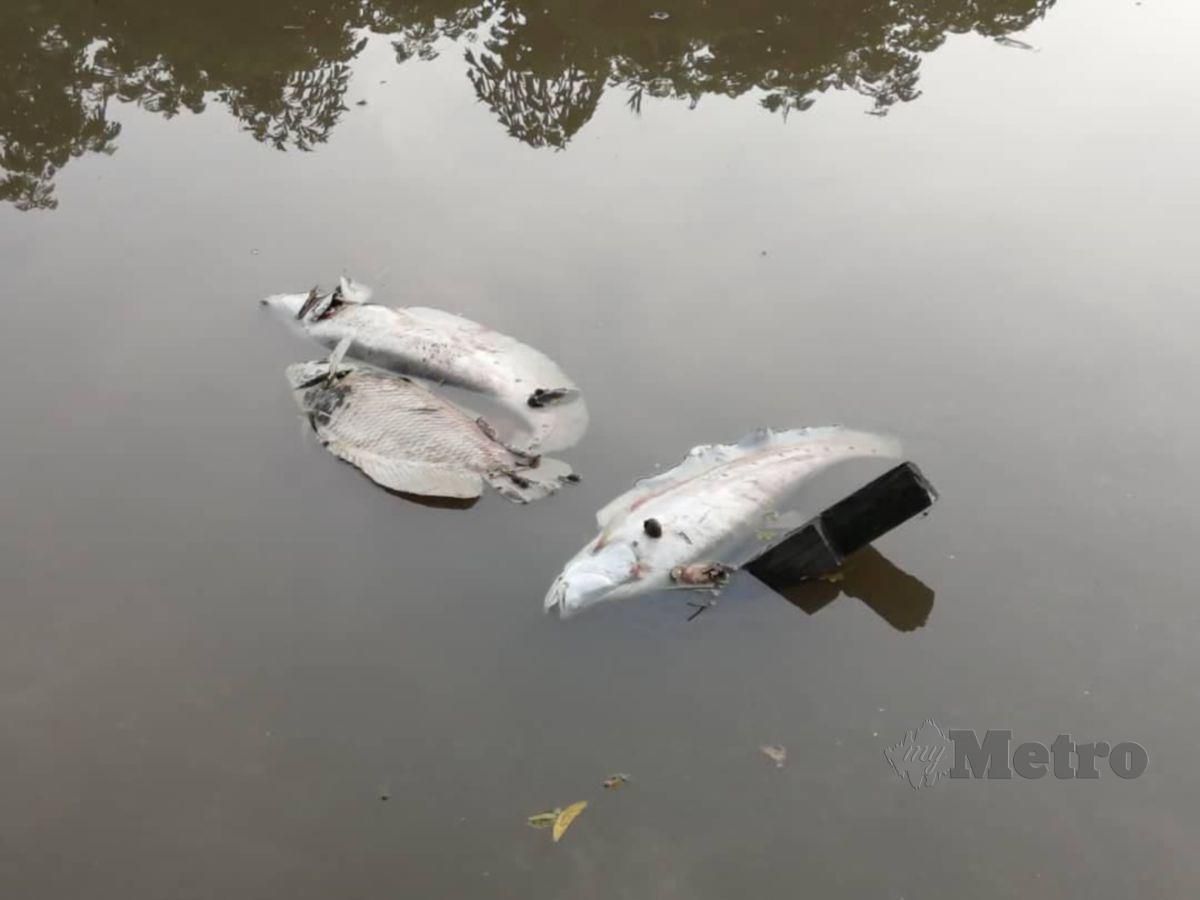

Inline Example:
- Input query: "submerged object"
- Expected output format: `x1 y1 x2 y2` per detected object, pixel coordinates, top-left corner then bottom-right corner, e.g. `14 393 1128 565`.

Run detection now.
287 340 576 504
262 278 587 452
544 426 903 616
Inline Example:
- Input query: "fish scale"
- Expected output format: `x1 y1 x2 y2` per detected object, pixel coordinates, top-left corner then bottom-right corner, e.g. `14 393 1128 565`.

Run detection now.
286 360 575 504
308 374 507 469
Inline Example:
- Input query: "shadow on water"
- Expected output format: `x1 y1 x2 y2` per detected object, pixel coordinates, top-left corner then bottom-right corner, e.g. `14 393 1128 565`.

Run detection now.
2 0 1056 209
757 545 935 632
386 490 480 510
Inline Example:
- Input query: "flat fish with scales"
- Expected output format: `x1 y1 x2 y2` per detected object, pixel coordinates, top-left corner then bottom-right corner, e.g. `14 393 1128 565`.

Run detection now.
286 348 576 504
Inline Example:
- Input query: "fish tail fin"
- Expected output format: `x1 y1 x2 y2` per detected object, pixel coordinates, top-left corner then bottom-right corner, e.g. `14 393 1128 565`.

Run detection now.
487 457 578 504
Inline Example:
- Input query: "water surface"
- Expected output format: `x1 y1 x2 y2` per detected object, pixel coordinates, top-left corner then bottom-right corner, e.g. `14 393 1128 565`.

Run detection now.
3 0 1200 896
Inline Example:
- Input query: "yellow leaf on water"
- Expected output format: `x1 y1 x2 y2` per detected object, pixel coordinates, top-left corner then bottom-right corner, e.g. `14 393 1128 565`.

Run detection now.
527 810 559 829
552 801 587 843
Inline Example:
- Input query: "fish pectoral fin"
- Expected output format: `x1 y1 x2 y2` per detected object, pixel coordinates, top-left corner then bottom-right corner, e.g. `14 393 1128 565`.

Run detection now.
296 286 323 320
324 440 484 499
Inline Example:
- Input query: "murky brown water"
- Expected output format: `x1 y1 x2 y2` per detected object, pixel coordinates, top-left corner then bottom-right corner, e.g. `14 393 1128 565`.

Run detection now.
3 0 1200 896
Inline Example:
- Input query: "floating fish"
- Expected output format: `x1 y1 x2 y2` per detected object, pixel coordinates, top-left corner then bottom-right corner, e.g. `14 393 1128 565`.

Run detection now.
263 278 588 452
544 427 901 616
287 341 576 504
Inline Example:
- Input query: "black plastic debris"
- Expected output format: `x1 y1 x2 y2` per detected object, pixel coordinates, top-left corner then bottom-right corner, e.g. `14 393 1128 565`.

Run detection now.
746 462 937 584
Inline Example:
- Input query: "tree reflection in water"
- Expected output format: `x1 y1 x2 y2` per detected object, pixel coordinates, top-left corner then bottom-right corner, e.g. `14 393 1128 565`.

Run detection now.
0 0 1056 209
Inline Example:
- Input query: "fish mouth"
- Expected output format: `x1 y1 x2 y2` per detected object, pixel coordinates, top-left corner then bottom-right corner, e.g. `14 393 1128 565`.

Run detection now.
543 569 633 618
543 573 602 618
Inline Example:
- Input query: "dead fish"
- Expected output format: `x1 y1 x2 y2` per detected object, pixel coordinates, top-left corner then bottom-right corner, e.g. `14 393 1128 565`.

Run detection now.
286 342 575 504
262 278 588 453
544 427 902 616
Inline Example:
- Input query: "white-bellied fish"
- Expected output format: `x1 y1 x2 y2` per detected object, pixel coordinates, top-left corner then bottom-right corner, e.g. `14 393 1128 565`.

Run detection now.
263 278 587 453
544 427 901 616
287 340 576 504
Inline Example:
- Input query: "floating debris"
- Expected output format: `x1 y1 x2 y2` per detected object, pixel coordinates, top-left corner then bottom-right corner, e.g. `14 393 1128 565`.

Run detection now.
527 810 559 829
526 800 588 842
287 341 575 503
761 744 787 768
745 462 937 585
602 773 631 790
553 801 587 843
262 277 588 452
544 427 902 616
649 10 670 20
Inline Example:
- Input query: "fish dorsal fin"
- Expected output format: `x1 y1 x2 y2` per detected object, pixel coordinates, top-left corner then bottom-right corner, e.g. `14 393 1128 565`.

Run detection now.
594 427 901 529
296 286 324 321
